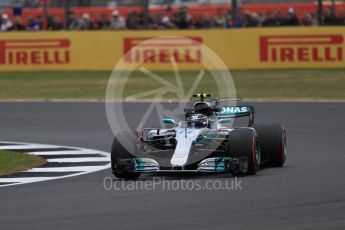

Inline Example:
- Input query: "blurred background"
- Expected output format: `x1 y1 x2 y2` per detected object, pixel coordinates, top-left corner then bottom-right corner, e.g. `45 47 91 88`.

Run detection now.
0 0 344 101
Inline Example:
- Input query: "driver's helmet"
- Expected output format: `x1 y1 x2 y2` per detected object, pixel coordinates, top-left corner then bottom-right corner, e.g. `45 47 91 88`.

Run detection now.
189 114 209 128
193 102 213 117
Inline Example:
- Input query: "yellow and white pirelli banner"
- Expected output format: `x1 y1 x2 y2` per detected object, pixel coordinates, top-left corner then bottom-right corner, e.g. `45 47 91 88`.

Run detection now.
0 27 343 71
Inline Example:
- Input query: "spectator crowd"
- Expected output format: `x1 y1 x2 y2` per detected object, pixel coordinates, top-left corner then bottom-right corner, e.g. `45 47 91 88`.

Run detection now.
1 6 345 32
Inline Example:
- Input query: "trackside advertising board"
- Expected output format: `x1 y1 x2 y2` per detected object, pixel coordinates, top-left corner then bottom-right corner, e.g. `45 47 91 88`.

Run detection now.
0 27 344 71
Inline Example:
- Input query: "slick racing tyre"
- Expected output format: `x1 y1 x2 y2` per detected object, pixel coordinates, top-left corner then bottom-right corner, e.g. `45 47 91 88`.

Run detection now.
228 128 260 175
111 131 141 179
254 124 286 167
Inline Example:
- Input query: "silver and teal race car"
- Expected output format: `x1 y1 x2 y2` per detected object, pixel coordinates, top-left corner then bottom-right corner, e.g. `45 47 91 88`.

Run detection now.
111 94 286 179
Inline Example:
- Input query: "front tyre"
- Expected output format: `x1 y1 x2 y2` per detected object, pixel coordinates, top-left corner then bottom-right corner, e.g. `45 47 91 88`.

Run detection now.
228 128 260 175
111 131 141 179
254 124 286 167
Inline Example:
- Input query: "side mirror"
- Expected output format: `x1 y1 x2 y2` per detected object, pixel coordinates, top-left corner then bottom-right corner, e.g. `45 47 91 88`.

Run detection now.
218 118 232 124
162 118 176 124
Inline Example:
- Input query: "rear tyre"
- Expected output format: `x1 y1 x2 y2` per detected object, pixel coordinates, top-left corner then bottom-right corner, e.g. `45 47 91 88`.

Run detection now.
111 131 141 179
228 128 260 175
254 124 286 167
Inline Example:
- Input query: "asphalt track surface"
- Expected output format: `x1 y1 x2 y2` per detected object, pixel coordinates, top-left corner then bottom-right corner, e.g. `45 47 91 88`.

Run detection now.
0 102 344 230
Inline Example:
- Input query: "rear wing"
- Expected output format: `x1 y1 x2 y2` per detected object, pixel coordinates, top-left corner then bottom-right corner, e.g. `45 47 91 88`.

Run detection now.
192 93 242 103
215 106 255 127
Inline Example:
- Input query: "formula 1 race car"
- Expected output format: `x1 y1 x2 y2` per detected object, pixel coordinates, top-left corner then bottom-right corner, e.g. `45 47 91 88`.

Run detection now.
111 94 286 179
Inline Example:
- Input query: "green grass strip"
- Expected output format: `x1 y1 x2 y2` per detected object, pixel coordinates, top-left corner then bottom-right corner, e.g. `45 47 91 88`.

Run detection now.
0 69 344 100
0 151 46 176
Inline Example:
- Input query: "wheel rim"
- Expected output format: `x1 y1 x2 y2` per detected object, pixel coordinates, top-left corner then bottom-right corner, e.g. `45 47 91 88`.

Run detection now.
255 138 261 166
282 131 286 162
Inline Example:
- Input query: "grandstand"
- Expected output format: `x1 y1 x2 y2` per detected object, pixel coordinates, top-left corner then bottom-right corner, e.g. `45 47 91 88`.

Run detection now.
0 0 344 31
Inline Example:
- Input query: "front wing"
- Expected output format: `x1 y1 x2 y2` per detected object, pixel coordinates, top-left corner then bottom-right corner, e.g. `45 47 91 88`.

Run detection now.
114 157 249 174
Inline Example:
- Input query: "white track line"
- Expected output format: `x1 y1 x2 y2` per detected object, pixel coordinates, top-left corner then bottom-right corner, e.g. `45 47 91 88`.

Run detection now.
0 177 58 183
27 150 103 156
47 157 110 163
26 166 107 172
0 144 59 150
